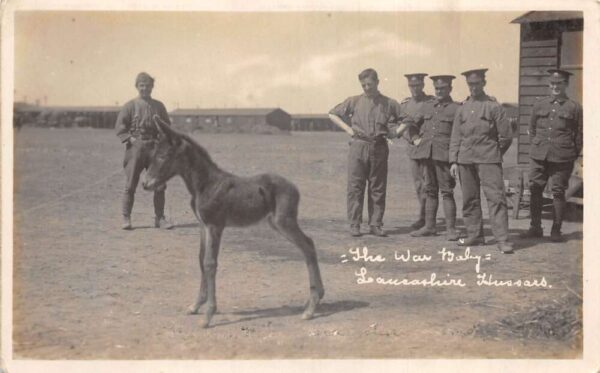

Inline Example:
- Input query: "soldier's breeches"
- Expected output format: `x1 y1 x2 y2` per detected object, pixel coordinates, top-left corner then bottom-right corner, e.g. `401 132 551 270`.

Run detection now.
529 159 573 229
422 159 455 199
459 163 509 243
347 139 388 226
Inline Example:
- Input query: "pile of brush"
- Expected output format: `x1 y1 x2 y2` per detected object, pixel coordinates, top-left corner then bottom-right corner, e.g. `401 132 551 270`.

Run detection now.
469 292 582 343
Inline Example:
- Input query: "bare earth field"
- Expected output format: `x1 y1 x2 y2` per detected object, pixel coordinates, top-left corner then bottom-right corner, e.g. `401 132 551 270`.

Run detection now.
12 128 582 359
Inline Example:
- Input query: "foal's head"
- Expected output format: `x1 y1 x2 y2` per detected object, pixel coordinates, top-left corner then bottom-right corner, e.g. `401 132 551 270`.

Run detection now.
143 115 185 191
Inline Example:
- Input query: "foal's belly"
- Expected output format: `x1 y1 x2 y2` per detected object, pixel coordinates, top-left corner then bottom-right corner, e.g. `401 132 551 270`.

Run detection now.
223 183 270 226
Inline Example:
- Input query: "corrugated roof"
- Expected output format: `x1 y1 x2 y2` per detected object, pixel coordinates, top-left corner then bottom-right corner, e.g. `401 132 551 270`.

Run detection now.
170 108 284 116
511 11 583 24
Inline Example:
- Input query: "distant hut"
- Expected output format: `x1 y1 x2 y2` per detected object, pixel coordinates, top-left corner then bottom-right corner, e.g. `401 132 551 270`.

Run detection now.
511 11 583 165
170 108 291 133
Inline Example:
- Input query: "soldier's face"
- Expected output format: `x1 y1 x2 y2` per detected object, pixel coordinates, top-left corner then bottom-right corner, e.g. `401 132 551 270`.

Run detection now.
467 81 485 97
136 81 154 98
435 85 451 100
549 81 567 96
409 83 424 97
360 77 379 96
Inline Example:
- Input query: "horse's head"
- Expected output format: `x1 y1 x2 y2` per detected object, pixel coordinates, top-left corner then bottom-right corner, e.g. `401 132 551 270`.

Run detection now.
142 115 184 191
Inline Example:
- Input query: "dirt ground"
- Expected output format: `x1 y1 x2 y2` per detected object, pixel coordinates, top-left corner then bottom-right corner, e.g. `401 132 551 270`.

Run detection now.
12 128 582 359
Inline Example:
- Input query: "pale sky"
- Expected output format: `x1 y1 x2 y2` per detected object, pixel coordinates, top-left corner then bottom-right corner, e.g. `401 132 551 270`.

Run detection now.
15 11 522 113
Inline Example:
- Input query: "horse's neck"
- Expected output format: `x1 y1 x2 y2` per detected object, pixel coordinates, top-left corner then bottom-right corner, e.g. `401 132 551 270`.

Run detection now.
180 141 224 196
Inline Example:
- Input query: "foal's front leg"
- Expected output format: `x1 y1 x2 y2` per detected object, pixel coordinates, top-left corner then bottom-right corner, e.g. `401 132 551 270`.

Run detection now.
200 224 223 328
187 223 207 314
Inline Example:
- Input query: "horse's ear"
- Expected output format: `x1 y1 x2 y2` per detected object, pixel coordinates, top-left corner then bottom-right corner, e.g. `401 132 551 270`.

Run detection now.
153 115 181 145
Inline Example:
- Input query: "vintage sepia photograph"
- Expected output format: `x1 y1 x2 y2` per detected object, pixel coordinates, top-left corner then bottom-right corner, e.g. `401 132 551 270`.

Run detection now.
2 1 599 372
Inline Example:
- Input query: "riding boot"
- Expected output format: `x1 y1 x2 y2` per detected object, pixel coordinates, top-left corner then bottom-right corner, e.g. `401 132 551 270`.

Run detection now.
411 199 426 229
154 189 166 218
521 187 544 238
411 197 438 237
122 191 134 217
443 198 459 241
551 196 566 242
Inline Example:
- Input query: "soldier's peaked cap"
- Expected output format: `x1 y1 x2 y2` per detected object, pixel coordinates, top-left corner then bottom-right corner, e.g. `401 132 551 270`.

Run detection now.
404 73 428 85
547 69 572 83
461 68 488 83
429 75 456 87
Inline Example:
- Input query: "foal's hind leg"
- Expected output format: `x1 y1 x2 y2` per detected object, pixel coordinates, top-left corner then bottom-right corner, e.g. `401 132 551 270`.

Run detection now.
271 215 324 320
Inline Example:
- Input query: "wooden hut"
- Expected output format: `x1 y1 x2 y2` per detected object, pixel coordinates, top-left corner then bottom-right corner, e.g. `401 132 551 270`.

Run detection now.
511 11 583 165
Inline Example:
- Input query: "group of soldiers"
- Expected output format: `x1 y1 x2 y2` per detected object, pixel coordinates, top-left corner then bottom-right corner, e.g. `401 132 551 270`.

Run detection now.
329 67 582 254
114 70 582 254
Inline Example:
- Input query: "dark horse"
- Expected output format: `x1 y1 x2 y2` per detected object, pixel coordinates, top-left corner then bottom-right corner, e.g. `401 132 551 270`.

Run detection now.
143 115 325 328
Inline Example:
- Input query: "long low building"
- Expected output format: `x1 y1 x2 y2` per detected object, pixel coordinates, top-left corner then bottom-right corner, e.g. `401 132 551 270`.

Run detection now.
170 108 291 133
14 104 121 128
291 114 341 132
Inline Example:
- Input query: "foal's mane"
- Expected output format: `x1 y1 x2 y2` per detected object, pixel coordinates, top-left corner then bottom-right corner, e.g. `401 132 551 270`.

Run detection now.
176 131 218 168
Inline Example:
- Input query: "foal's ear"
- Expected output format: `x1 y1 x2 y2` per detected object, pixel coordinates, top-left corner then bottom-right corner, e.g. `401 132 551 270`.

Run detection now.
153 115 181 146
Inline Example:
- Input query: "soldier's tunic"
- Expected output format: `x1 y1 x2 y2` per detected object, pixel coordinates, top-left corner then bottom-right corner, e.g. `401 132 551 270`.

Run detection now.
412 96 459 199
115 96 171 218
329 92 402 227
449 94 512 242
527 95 583 229
399 94 435 218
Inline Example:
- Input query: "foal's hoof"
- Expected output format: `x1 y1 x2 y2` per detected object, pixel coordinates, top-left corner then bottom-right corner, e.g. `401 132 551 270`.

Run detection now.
187 304 200 315
301 311 314 320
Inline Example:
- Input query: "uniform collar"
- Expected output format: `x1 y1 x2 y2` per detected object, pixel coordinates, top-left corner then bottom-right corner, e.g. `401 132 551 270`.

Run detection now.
363 91 382 100
549 94 568 103
435 96 453 106
412 93 429 103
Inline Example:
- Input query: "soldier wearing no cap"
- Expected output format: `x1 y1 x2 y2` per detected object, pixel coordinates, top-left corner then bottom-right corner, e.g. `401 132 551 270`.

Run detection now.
409 75 460 241
115 72 174 230
449 68 513 253
397 73 435 230
328 68 403 237
521 69 583 242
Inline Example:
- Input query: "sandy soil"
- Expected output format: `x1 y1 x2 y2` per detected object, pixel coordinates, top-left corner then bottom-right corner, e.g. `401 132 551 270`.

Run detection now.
12 128 582 359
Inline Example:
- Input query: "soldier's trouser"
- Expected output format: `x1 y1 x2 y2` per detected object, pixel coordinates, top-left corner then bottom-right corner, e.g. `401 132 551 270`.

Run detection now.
528 158 574 230
422 159 456 228
409 156 426 221
347 138 389 227
458 163 509 243
122 139 167 218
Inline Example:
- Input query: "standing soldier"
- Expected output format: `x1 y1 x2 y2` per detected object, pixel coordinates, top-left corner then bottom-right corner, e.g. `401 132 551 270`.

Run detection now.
329 68 402 237
398 74 435 230
449 69 513 253
409 75 460 240
521 69 583 242
116 72 174 230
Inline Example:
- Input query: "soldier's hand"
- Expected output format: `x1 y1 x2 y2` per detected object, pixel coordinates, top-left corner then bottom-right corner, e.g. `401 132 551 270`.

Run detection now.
413 137 422 146
450 164 459 179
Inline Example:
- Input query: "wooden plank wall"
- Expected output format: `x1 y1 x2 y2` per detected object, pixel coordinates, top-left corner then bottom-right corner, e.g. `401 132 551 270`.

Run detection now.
517 37 559 164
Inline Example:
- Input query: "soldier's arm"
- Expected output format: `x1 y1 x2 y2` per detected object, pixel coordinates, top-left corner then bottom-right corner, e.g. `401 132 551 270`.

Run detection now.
529 102 538 141
574 103 583 158
157 101 172 125
494 104 512 156
449 107 462 164
115 102 133 143
328 97 355 136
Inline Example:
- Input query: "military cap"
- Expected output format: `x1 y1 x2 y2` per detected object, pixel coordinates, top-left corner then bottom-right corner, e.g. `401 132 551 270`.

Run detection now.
429 75 456 88
547 69 572 83
404 73 428 86
461 68 488 83
135 72 155 85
